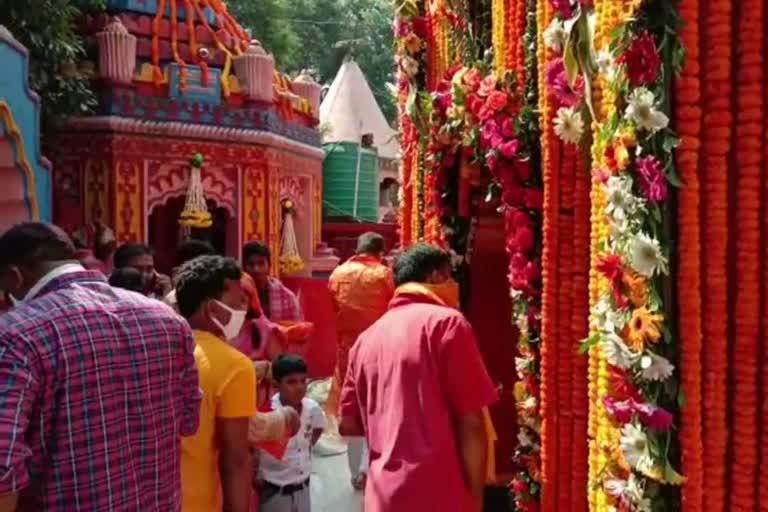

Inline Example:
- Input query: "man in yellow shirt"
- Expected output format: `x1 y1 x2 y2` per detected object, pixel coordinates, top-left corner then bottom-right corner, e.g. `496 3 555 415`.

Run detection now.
175 255 257 512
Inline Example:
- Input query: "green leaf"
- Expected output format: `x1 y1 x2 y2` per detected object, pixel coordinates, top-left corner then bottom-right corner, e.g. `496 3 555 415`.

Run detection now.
666 165 684 188
662 133 681 153
677 389 686 408
579 334 600 354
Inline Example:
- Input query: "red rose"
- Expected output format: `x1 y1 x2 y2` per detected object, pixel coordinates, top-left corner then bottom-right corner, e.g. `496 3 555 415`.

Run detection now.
509 209 532 229
467 95 484 116
501 117 515 137
485 152 499 171
486 90 508 113
478 74 498 97
618 30 661 86
510 251 528 271
596 254 623 282
516 160 532 181
524 261 540 281
511 478 529 494
411 16 427 38
524 189 543 210
514 227 535 252
463 68 482 92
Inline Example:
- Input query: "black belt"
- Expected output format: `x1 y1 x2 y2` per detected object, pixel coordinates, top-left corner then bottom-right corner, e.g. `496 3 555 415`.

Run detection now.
263 478 309 495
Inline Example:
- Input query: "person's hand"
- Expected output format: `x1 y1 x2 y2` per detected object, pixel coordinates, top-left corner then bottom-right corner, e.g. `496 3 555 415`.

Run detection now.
253 360 271 382
155 272 173 296
279 406 301 436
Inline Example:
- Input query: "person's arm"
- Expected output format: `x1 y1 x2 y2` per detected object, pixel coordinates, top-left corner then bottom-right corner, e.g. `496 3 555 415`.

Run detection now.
338 350 365 437
216 356 257 512
309 402 327 447
287 288 304 321
0 335 40 512
178 325 201 437
438 316 498 512
0 493 18 512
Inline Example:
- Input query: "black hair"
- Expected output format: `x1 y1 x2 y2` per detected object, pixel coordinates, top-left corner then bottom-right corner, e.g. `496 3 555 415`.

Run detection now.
242 241 271 262
177 239 215 266
393 244 452 287
0 222 76 269
108 267 144 293
175 255 242 319
272 353 308 382
113 243 152 269
356 232 386 255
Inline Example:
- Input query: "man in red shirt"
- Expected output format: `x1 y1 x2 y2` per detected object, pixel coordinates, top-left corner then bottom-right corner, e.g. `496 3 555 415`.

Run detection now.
339 244 497 512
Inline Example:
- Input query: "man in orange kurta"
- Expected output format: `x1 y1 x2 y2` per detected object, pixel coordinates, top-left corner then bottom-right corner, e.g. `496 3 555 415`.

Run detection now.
327 232 394 487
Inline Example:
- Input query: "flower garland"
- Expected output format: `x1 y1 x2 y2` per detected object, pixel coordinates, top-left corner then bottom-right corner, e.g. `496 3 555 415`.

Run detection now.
673 0 704 509
583 1 686 510
728 0 763 507
695 0 730 508
394 1 429 245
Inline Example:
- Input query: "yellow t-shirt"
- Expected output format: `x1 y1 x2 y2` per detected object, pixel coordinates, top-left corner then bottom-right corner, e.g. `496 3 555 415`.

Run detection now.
181 330 257 512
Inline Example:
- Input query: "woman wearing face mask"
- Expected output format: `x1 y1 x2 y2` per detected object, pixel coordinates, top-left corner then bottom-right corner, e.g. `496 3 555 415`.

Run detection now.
175 255 299 512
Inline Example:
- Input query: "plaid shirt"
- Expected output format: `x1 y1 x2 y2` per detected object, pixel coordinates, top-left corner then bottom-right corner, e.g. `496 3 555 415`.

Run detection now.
264 277 303 322
0 270 200 511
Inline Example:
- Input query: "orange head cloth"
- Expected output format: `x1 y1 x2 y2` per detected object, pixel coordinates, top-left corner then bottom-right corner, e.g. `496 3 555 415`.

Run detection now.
240 273 263 317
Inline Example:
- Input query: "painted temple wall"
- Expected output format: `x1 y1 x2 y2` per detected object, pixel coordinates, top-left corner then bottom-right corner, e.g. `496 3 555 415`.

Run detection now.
51 129 323 274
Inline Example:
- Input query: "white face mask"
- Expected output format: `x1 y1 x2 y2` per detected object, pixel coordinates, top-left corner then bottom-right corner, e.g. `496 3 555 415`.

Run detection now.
211 300 247 341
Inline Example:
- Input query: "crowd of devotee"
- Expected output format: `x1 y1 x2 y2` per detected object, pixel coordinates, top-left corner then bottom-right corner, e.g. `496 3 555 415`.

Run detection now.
0 222 498 512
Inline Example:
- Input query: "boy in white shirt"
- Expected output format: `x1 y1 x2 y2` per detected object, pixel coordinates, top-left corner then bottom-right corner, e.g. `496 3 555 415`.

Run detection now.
258 354 326 512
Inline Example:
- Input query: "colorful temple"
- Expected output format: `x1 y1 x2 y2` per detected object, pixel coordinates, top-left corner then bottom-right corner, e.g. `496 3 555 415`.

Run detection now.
49 0 330 275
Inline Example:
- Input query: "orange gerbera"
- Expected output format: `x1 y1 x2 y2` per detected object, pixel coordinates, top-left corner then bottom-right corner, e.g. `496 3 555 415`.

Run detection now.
622 270 649 307
624 307 664 351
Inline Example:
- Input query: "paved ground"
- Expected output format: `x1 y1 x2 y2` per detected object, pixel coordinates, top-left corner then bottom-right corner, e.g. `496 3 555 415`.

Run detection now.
308 378 364 512
310 447 364 512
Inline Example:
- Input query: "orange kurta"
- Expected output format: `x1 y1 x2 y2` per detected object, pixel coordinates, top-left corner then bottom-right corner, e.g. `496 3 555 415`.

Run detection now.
326 255 394 417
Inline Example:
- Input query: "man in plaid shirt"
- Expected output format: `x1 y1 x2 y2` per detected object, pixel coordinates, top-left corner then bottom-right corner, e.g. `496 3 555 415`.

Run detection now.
0 223 201 511
242 242 303 322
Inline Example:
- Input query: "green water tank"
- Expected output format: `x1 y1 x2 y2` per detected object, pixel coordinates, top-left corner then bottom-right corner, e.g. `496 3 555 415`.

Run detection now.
322 142 380 222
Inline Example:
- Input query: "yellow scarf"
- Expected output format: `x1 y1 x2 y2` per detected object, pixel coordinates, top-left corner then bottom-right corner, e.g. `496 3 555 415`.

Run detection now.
394 281 460 309
393 281 498 483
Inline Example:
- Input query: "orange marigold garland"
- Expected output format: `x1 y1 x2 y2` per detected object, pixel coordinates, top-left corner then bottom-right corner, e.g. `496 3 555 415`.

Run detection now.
674 0 704 510
728 0 763 508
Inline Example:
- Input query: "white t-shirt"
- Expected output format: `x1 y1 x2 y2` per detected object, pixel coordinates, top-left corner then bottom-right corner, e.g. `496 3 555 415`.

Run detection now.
258 395 327 486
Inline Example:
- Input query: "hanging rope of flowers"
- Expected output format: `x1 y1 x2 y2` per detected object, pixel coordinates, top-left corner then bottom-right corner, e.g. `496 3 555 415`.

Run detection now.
673 0 704 509
179 153 213 229
728 0 763 507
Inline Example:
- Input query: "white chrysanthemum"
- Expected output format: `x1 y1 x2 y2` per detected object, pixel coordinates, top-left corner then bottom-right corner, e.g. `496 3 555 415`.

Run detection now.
517 428 535 448
596 50 617 80
515 313 529 336
631 232 669 277
554 107 584 144
620 423 649 469
515 357 530 379
625 88 669 132
591 298 628 334
640 352 675 381
543 18 566 52
522 396 537 411
601 333 635 368
603 478 628 499
605 176 637 223
400 56 419 77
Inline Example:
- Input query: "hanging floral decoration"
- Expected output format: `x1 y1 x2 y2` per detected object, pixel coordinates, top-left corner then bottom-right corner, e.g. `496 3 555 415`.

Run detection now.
579 1 686 510
179 153 213 229
279 199 304 275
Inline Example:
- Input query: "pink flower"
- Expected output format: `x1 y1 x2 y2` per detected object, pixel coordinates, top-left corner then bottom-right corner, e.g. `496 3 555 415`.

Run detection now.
478 74 498 97
524 261 540 281
510 251 528 271
636 155 668 202
544 59 584 108
618 31 661 86
509 209 532 229
603 397 635 425
393 18 411 37
467 95 484 117
463 68 482 92
513 227 535 252
548 0 573 18
635 402 674 431
481 119 500 143
499 139 520 159
501 117 516 137
511 478 529 495
485 152 498 171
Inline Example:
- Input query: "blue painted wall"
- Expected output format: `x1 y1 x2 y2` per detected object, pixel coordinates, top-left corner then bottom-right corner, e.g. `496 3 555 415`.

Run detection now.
0 27 52 222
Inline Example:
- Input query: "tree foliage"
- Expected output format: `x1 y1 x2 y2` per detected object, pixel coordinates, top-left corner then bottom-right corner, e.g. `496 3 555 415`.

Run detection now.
0 0 104 136
229 0 397 123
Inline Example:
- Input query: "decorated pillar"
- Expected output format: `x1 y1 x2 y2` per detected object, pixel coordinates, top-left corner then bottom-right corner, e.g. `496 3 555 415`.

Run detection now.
241 151 269 251
111 158 144 244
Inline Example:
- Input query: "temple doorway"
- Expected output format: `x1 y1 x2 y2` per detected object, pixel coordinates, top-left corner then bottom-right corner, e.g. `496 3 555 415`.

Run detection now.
148 196 232 274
